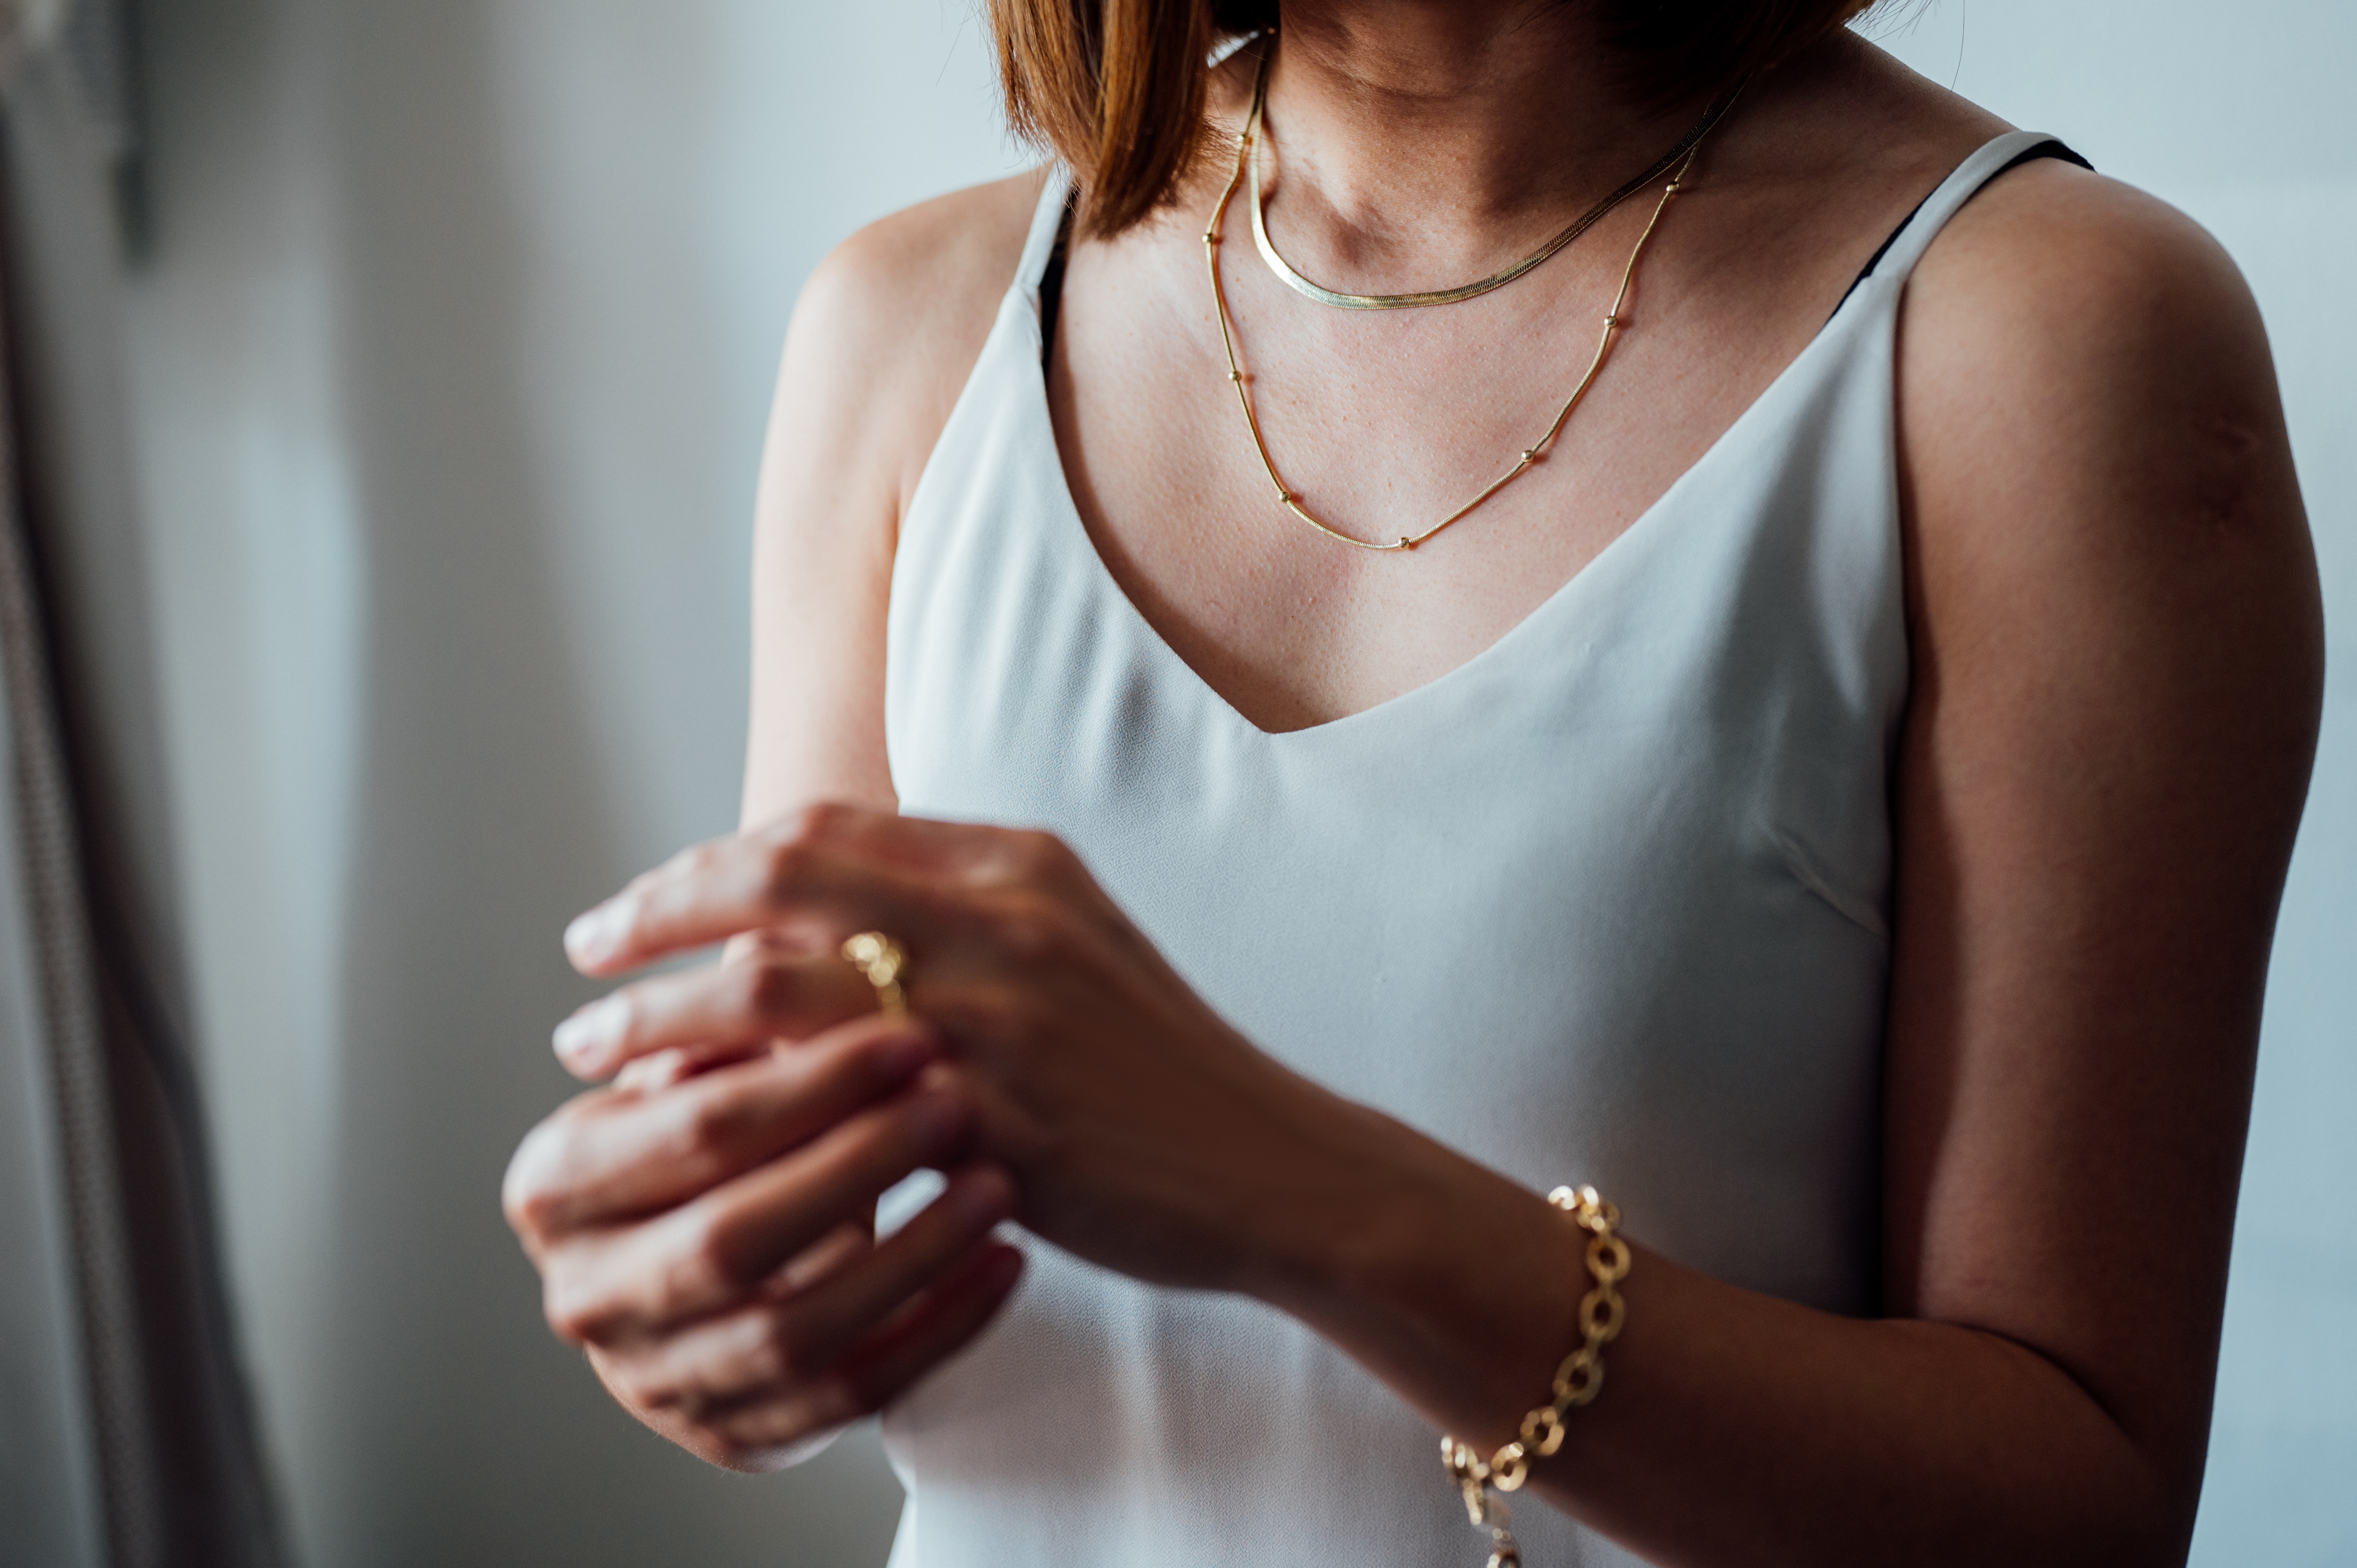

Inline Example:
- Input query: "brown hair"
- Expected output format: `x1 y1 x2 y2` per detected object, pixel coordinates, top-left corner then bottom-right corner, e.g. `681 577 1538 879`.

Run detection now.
989 0 1880 238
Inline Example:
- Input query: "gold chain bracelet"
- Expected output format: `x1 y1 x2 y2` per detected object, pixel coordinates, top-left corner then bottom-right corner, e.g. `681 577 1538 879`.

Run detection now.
1440 1185 1632 1568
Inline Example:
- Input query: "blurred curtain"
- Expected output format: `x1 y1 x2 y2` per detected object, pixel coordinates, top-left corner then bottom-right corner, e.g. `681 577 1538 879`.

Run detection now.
0 1 281 1563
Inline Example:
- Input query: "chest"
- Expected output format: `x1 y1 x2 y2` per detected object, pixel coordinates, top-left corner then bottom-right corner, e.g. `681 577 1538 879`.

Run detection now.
1044 183 1889 733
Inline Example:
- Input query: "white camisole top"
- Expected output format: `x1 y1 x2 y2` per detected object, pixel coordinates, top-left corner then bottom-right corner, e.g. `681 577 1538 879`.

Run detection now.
875 131 2064 1567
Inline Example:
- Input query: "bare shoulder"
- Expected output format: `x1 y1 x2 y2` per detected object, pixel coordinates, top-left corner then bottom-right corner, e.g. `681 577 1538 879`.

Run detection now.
1914 159 2281 434
1883 154 2327 938
1898 158 2320 679
1902 159 2297 542
774 167 1051 516
822 166 1050 291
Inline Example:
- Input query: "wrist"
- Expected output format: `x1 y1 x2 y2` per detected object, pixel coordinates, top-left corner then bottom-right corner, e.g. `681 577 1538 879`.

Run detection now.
1218 1085 1440 1309
1225 1090 1598 1448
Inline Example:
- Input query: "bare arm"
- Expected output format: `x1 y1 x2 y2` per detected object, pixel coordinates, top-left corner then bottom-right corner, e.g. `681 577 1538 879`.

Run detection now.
1883 161 2321 1543
741 169 1048 827
1253 162 2324 1564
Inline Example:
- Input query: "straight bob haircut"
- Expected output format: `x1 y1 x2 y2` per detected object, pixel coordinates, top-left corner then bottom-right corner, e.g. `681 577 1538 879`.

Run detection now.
989 0 1882 238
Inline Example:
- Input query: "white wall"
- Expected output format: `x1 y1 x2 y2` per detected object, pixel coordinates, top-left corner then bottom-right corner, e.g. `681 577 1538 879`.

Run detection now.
124 3 1021 1564
121 2 2350 1564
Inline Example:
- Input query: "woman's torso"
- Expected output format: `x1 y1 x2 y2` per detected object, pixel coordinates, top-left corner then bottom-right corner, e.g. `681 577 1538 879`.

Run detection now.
843 34 2091 1564
869 80 2071 1559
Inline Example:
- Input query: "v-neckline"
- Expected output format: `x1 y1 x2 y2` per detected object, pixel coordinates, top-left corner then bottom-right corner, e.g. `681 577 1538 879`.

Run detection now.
1015 238 1890 744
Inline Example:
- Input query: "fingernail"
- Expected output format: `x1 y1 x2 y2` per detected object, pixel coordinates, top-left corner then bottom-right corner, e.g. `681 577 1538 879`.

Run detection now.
868 1029 937 1079
553 996 624 1070
564 902 622 968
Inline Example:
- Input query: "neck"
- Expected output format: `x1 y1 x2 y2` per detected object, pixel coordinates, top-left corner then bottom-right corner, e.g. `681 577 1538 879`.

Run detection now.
1241 2 1715 286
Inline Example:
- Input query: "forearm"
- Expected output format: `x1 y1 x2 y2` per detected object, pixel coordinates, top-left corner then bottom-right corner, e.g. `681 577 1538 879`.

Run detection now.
1238 1100 2180 1568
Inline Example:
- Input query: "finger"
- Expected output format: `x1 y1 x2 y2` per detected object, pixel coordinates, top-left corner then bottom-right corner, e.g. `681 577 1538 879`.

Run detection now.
706 1240 1025 1450
565 836 938 978
753 1163 1012 1385
553 948 879 1081
611 1046 701 1097
603 1164 1013 1414
505 1015 937 1239
588 1218 873 1434
548 1083 973 1340
564 806 1072 976
769 1218 873 1295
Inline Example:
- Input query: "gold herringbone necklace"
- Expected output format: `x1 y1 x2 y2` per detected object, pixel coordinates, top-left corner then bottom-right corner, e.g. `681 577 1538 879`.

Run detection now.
1203 49 1734 551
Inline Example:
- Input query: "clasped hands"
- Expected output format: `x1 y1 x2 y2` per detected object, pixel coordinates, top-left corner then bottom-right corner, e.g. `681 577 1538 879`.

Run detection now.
502 803 1358 1469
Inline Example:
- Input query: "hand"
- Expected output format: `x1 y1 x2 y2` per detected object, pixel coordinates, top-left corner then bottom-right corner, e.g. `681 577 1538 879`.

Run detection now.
544 802 1597 1479
556 802 1378 1298
501 996 1023 1470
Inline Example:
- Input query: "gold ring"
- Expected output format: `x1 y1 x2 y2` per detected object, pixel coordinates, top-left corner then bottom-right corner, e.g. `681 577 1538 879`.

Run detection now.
839 932 908 1016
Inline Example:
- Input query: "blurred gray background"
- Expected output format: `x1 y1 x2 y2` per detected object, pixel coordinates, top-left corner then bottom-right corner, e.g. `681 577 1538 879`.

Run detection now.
97 1 2355 1563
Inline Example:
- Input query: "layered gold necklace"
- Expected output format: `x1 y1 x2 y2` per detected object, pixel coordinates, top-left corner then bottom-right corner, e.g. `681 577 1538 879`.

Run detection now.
1203 46 1740 551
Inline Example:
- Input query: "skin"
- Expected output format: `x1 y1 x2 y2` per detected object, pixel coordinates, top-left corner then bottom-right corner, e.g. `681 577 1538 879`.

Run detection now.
502 4 2323 1563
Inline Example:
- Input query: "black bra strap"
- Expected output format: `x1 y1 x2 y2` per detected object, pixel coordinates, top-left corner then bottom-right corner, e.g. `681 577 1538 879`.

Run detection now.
1039 194 1078 366
1830 139 2093 321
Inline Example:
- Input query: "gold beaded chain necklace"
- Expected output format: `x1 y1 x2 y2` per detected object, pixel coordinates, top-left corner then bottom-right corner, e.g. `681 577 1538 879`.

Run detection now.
1203 47 1742 552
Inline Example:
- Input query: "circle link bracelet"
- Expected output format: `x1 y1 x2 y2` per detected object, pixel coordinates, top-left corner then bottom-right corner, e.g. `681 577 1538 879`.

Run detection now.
1440 1184 1631 1568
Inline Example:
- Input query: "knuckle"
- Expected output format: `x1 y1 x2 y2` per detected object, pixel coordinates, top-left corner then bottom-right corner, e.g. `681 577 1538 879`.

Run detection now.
994 892 1069 963
661 839 723 886
602 1358 669 1412
607 987 648 1053
673 1211 748 1303
684 1089 752 1161
541 1271 604 1345
500 1125 569 1238
655 1092 737 1174
780 800 850 850
760 838 816 904
1009 829 1071 883
600 887 648 949
759 1309 812 1384
743 957 797 1025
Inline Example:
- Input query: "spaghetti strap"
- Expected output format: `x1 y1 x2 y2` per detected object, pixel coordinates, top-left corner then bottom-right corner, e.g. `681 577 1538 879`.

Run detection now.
1830 134 2090 320
1861 131 2085 286
1013 166 1075 307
